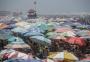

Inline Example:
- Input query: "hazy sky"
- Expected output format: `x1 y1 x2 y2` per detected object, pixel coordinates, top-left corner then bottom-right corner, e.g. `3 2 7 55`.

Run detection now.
0 0 90 15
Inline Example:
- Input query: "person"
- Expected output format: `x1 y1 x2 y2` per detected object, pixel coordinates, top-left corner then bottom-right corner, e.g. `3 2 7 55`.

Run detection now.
43 46 49 59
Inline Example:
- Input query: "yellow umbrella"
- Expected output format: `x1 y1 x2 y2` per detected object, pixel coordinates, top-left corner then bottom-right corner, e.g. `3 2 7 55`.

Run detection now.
48 52 64 61
64 51 78 62
48 51 78 61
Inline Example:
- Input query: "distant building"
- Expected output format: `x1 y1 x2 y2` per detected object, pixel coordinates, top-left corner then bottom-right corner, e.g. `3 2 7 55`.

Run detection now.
0 11 11 16
27 9 37 19
13 12 23 17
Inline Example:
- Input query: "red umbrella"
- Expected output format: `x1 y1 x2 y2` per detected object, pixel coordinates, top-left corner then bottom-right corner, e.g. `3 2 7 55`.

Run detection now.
65 37 85 46
82 58 90 60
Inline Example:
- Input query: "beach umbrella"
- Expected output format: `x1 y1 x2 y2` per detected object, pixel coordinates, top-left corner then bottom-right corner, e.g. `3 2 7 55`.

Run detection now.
30 36 51 45
46 32 57 38
65 37 85 46
4 42 30 49
48 52 64 61
15 21 30 28
6 24 16 29
42 59 54 62
0 49 15 58
76 25 88 29
60 31 76 37
5 37 30 48
24 32 44 37
0 29 12 40
28 27 45 33
53 36 66 40
82 58 90 61
0 23 8 30
7 36 23 42
35 22 48 31
55 28 74 33
48 51 78 61
64 51 78 61
76 30 90 37
76 60 90 62
47 23 56 31
11 27 28 34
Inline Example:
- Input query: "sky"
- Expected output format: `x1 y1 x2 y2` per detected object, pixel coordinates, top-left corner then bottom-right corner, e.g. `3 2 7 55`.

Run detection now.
0 0 90 15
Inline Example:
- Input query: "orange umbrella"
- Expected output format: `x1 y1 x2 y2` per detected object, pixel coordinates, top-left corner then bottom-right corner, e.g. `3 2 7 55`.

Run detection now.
0 23 8 30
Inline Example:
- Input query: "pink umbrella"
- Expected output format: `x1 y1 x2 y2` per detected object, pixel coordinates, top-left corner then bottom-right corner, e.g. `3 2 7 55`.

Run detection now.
55 28 74 33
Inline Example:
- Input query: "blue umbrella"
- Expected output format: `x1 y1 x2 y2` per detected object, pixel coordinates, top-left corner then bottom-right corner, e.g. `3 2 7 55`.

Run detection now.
0 29 13 40
5 36 30 48
30 36 51 45
8 36 24 42
11 27 28 34
28 27 45 33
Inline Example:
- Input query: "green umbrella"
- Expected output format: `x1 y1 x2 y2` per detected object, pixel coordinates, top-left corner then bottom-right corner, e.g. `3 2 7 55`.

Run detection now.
46 32 57 38
47 23 55 31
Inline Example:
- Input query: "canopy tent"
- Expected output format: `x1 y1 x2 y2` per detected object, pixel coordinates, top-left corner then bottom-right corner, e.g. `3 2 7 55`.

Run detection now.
30 36 51 45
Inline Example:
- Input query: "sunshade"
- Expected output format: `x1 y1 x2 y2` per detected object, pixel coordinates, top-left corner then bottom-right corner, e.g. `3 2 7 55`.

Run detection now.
64 51 78 61
28 27 45 33
48 52 64 60
60 31 76 37
65 37 85 46
24 32 44 37
8 51 28 59
0 29 12 40
30 36 51 45
80 36 90 40
4 42 30 48
7 36 23 42
42 59 54 62
0 49 15 56
35 22 48 31
46 32 57 38
47 23 56 31
5 37 30 48
11 27 28 34
48 51 78 61
55 28 74 33
0 23 8 30
15 21 30 28
53 36 66 40
82 58 90 60
76 30 90 36
76 25 88 29
76 60 90 62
